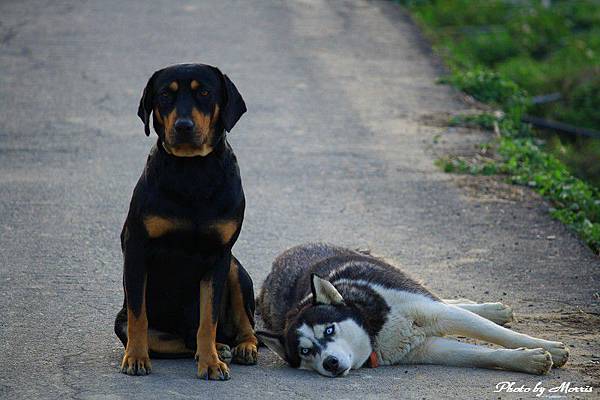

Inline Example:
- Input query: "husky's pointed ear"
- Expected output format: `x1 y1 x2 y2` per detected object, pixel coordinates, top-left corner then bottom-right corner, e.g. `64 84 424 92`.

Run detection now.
310 274 344 305
256 331 286 361
212 67 246 132
137 68 163 136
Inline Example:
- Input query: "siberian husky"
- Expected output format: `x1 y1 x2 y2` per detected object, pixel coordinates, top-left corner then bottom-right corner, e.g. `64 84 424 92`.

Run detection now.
256 243 569 377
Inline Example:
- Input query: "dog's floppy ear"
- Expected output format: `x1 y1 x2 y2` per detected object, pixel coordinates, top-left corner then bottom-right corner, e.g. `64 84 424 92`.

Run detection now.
256 331 286 361
137 69 164 136
311 274 344 305
212 67 246 132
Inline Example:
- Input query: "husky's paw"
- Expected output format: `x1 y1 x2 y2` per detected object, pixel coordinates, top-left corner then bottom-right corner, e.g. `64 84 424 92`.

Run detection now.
480 302 514 325
232 340 258 365
542 341 569 368
120 351 152 376
514 348 553 375
216 343 232 365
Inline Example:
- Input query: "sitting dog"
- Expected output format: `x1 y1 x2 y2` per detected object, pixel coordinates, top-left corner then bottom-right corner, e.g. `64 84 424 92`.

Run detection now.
256 243 569 377
114 63 257 381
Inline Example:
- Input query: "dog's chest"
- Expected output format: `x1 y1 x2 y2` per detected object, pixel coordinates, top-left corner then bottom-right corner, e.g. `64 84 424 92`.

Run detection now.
144 214 235 237
371 287 435 366
141 172 243 247
143 214 240 246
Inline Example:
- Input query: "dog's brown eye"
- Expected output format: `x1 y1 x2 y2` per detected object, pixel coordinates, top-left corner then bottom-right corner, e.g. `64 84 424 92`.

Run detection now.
158 91 172 104
198 90 209 97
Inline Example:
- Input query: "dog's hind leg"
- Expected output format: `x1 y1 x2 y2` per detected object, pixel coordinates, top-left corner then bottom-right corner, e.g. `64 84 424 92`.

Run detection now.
148 330 194 358
115 306 195 359
226 257 258 365
405 337 553 375
434 304 569 367
442 299 513 326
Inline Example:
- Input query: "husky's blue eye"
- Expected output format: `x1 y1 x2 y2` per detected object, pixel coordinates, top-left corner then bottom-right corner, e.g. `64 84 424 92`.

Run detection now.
300 347 311 356
324 325 335 336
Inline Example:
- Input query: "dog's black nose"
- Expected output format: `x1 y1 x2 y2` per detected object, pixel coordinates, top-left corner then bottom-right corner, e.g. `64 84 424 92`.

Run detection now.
323 356 339 373
174 118 194 134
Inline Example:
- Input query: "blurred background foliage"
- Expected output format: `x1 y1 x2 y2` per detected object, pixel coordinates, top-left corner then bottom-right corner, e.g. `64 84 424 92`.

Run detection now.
399 0 600 252
400 0 600 188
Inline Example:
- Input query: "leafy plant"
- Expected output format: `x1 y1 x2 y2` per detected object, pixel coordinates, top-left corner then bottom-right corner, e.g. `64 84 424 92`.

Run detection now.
448 113 498 130
402 0 600 253
498 136 600 253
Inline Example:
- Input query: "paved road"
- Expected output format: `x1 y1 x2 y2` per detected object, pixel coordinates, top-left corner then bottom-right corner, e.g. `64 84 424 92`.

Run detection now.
1 1 598 399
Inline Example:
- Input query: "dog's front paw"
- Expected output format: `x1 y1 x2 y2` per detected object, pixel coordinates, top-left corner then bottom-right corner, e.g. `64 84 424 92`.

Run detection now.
216 343 232 365
196 354 230 380
543 341 569 368
120 351 152 376
515 348 553 375
232 340 258 365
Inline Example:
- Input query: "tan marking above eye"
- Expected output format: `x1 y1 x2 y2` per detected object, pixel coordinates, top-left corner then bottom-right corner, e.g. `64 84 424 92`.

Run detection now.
191 80 200 90
169 81 178 91
211 220 239 243
143 215 191 238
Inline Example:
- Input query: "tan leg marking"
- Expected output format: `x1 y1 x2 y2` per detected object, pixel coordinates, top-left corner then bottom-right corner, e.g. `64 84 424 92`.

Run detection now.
196 280 230 380
228 260 258 365
120 279 152 375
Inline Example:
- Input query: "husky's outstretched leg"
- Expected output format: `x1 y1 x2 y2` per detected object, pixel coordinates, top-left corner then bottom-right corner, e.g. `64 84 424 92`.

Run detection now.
442 299 514 326
405 337 553 375
435 304 568 367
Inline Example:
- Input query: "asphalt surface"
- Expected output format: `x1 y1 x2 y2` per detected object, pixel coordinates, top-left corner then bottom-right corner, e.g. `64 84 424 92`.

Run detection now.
1 1 599 399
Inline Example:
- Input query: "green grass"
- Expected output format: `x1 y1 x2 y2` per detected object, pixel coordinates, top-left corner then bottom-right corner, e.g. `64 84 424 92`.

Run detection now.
398 0 600 254
499 137 600 253
401 0 600 189
448 113 498 130
403 1 600 121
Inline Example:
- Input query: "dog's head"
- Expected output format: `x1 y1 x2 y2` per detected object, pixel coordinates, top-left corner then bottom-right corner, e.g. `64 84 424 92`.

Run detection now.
257 274 372 377
137 63 246 157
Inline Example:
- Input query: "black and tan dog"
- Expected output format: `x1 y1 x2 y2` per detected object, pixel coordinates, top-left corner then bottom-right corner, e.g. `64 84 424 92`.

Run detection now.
114 63 257 380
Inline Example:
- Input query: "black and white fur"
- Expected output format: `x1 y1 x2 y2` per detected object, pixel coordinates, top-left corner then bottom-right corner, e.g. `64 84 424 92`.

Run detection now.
256 243 569 377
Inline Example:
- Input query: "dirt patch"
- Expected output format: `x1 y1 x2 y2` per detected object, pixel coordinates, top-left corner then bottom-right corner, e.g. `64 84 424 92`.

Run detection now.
517 311 600 385
429 116 600 384
418 111 457 128
453 311 600 385
454 174 541 204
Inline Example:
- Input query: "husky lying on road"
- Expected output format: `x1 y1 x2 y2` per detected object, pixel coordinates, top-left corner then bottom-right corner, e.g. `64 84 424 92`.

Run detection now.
256 243 569 377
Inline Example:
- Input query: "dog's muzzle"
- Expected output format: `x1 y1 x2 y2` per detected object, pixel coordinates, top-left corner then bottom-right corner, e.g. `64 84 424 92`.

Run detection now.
174 118 194 135
323 356 346 377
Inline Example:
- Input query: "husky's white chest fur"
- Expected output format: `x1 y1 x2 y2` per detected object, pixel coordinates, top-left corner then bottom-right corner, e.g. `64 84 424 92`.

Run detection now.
365 284 440 366
329 275 441 366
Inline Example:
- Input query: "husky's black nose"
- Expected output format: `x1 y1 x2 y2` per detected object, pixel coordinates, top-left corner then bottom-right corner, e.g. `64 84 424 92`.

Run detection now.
323 356 340 374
